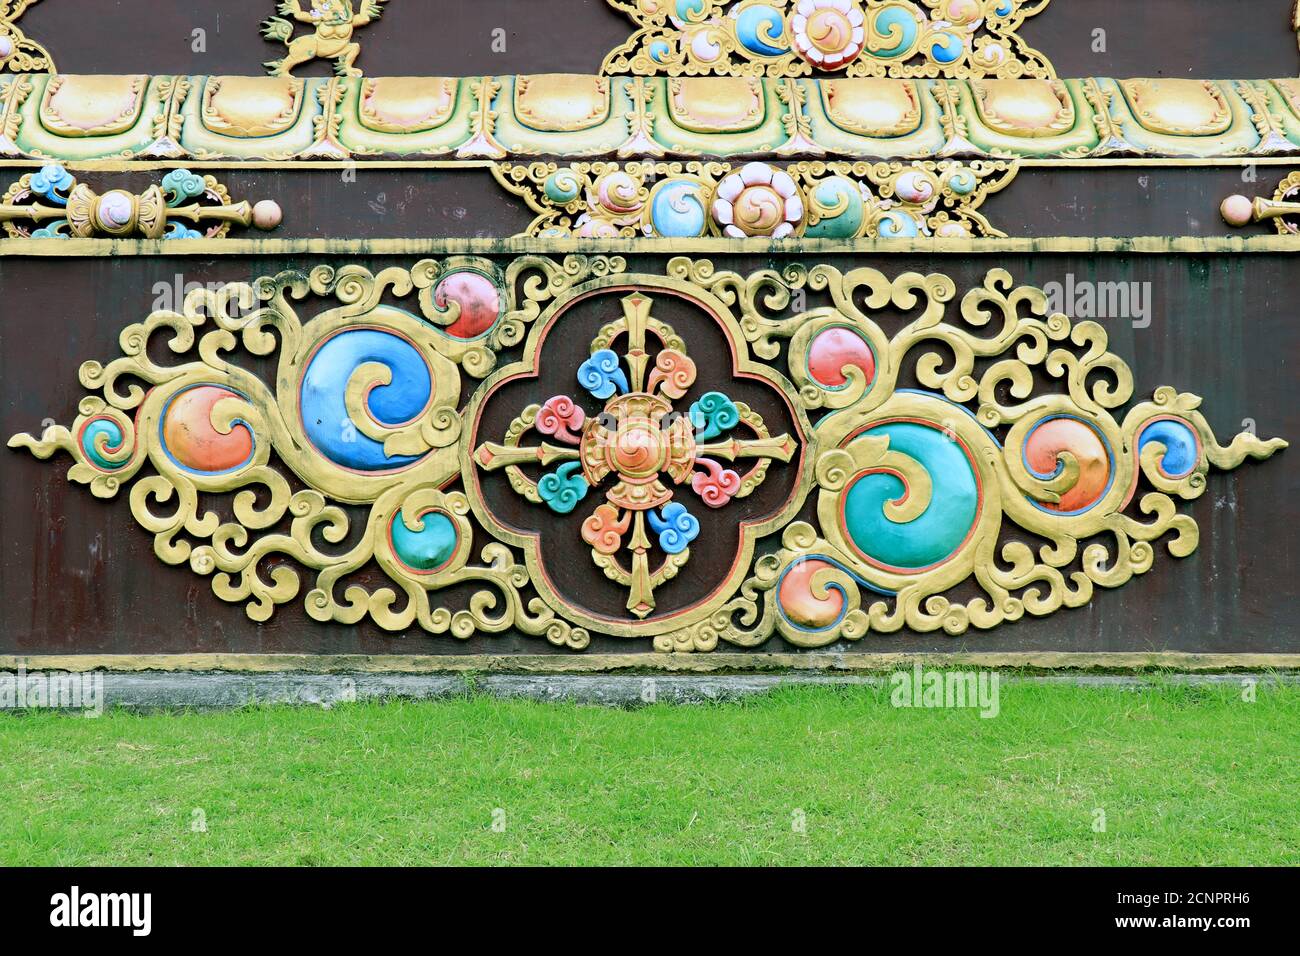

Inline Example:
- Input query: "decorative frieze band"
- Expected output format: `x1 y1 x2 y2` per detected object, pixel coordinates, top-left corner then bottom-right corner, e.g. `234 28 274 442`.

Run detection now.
493 159 1016 239
3 73 1300 163
602 0 1054 80
9 256 1285 651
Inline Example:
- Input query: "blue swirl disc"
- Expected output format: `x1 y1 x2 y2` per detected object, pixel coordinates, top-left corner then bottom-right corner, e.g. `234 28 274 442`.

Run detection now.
1139 419 1199 478
735 5 789 57
871 6 921 59
301 328 432 472
842 422 980 572
649 180 708 238
929 32 965 64
390 509 458 573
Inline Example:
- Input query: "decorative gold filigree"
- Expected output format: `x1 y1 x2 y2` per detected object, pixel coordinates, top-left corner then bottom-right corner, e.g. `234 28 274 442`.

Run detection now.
0 165 283 239
1221 170 1300 235
647 260 1285 651
473 291 795 618
602 0 1054 79
492 159 1016 238
9 260 1285 653
0 0 52 74
9 256 632 650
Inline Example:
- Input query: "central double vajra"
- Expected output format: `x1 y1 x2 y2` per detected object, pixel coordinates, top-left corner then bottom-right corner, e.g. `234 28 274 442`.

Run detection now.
474 293 795 618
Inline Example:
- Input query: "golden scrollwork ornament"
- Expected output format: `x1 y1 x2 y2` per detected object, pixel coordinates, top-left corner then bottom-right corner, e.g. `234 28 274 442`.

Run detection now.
0 0 52 74
9 258 1285 653
493 159 1016 238
603 0 1054 79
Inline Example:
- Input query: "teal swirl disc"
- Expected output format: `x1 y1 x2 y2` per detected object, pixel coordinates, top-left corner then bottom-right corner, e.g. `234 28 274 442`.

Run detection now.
544 169 582 204
390 509 459 573
804 176 865 239
841 421 981 572
80 418 128 471
871 5 921 59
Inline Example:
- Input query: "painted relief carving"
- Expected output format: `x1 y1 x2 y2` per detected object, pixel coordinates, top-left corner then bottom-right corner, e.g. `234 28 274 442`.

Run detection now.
0 164 283 238
2 73 1289 166
0 0 51 74
472 290 797 620
262 0 389 77
1221 170 1300 234
39 75 150 137
2 74 1297 164
602 0 1054 79
9 260 1285 652
492 159 1016 238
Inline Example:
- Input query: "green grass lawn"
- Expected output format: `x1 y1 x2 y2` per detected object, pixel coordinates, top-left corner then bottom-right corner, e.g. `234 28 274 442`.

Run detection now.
1 680 1296 866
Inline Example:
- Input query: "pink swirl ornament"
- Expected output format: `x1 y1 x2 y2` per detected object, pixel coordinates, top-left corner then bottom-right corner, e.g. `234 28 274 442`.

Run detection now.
575 217 622 239
536 395 586 445
646 348 697 399
593 170 644 218
161 385 254 475
434 271 501 340
691 457 742 508
807 327 875 389
1024 417 1112 513
894 170 936 204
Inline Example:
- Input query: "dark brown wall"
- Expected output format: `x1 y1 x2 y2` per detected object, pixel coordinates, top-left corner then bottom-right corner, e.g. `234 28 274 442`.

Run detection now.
19 0 1300 78
1 1 1295 659
66 167 1291 242
1 251 1294 656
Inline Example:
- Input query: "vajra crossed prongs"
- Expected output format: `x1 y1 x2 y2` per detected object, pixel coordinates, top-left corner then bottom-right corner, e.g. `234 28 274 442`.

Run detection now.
475 292 794 618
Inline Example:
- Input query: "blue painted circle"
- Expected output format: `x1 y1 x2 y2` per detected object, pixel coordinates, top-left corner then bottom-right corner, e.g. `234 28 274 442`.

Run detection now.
650 180 708 237
301 328 432 472
929 32 965 64
1139 420 1199 478
735 5 789 57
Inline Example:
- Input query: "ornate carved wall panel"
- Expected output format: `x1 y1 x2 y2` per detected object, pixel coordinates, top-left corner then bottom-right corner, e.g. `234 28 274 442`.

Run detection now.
0 0 1295 666
3 253 1290 655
